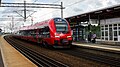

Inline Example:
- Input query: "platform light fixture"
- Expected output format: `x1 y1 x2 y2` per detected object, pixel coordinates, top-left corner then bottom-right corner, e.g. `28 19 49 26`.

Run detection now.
95 11 102 14
114 7 120 10
80 14 86 17
106 9 112 12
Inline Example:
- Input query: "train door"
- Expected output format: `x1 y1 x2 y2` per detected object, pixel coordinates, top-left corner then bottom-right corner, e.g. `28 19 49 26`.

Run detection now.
36 29 40 43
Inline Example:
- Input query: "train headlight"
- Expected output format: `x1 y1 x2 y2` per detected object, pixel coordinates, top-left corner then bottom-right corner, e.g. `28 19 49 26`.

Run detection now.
67 36 71 38
55 36 60 38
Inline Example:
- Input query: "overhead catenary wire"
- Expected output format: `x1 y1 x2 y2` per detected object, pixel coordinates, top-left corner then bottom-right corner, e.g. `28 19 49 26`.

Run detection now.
37 0 85 18
0 0 85 25
34 0 38 2
33 0 62 19
65 0 85 7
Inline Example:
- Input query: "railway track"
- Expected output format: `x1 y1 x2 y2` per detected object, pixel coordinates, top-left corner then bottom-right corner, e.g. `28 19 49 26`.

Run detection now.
4 36 69 67
4 35 120 67
56 45 120 67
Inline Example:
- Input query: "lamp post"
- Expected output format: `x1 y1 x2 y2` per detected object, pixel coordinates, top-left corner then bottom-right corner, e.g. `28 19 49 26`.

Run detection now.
8 16 14 33
31 16 33 25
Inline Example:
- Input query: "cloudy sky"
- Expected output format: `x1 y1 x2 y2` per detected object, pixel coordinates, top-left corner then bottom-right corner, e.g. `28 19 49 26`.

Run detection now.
0 0 120 32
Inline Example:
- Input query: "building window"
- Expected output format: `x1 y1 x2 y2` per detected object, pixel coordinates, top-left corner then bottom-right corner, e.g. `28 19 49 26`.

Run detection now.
105 25 107 30
102 31 104 36
118 24 120 26
114 27 117 30
114 31 117 36
105 27 108 30
118 24 120 30
109 24 112 27
119 31 120 35
101 26 104 27
114 24 117 26
109 26 113 40
101 26 104 30
114 38 118 41
105 25 108 27
105 31 108 36
105 38 108 40
101 27 104 30
102 37 104 39
119 27 120 29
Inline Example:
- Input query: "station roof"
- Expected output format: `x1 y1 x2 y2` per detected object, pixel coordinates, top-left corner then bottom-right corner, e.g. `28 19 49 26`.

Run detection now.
66 4 120 23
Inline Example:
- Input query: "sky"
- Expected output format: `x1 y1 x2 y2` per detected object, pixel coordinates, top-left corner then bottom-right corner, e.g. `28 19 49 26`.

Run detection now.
0 0 120 32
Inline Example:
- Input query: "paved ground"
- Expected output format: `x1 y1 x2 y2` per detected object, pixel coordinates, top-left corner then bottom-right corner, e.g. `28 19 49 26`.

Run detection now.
0 51 4 67
0 35 37 67
0 35 4 67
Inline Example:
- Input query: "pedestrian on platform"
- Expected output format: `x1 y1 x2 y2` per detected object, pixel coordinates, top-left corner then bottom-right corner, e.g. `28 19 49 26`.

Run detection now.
88 32 92 42
92 33 96 43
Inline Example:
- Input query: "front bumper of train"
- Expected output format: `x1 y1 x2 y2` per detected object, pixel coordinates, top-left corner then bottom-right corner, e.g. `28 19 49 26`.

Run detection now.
54 39 72 45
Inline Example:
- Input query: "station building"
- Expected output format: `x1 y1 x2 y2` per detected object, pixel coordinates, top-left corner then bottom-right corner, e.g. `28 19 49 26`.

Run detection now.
66 4 120 44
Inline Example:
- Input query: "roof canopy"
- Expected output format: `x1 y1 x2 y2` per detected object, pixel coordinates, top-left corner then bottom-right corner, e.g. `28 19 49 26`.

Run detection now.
66 4 120 23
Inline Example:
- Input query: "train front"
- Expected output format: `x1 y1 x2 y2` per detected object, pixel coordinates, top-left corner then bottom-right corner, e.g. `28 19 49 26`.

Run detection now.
50 18 73 48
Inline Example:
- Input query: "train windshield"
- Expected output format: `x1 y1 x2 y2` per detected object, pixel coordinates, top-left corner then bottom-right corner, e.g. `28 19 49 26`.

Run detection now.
54 18 69 33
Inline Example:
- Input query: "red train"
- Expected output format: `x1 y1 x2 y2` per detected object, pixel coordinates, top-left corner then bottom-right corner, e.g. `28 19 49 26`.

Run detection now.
14 18 72 48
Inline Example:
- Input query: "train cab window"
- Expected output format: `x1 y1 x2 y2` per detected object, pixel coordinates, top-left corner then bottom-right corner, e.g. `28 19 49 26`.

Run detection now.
54 18 69 33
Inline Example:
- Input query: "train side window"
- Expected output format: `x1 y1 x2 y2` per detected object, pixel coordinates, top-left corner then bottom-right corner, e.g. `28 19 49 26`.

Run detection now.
33 30 37 37
43 26 50 38
39 29 42 37
27 30 31 36
46 27 50 38
30 30 36 37
39 29 43 37
46 26 49 32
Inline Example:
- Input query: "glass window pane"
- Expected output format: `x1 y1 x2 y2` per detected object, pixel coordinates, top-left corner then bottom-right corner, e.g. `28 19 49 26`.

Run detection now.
105 25 108 27
114 27 117 30
101 26 104 27
118 24 120 26
119 31 120 35
105 38 108 40
105 27 108 30
101 27 104 30
114 31 117 36
105 31 108 36
109 28 113 40
114 24 117 26
109 24 112 27
119 27 120 30
114 38 118 41
102 31 104 36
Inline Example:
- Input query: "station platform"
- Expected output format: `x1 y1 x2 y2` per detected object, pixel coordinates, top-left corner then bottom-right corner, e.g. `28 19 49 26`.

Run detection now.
0 35 37 67
72 42 120 53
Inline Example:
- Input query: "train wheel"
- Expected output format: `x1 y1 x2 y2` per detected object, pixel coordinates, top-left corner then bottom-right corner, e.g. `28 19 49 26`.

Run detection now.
42 41 51 48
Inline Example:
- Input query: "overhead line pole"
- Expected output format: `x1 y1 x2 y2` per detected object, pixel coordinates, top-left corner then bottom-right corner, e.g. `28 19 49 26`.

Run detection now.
61 2 63 18
24 1 26 22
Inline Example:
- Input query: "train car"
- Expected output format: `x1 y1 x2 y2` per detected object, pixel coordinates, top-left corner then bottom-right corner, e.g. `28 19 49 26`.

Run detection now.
15 18 72 48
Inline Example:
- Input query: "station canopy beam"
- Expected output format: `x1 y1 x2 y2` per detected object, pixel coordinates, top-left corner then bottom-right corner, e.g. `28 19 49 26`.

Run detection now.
66 4 120 24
